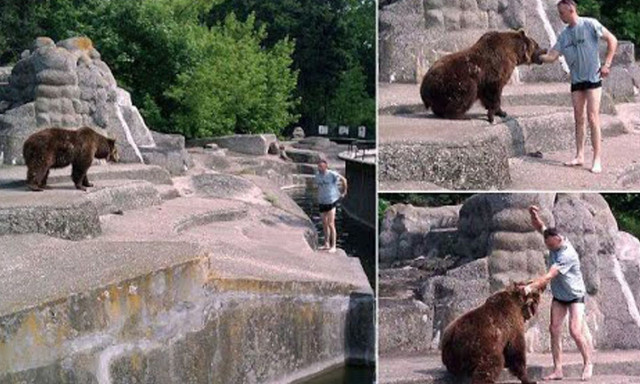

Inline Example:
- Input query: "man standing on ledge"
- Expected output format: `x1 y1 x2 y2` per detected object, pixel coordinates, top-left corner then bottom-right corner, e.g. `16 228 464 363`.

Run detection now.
525 205 593 381
314 159 347 253
538 0 618 174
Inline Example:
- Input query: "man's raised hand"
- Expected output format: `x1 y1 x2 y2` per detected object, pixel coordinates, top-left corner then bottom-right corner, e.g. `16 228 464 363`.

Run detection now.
529 205 544 231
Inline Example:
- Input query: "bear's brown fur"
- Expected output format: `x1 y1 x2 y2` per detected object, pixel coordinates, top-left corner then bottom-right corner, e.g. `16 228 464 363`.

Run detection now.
440 282 545 384
420 30 546 123
23 127 119 191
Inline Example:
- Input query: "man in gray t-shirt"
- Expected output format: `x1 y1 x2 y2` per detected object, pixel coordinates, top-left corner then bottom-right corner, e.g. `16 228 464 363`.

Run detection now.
313 159 348 253
537 0 618 174
526 205 593 381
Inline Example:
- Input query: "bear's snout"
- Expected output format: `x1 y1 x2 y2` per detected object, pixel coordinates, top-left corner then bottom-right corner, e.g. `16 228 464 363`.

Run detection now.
532 48 548 65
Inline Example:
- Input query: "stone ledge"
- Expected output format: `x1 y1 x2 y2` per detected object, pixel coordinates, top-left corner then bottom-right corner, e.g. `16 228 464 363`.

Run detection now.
379 351 640 384
0 163 173 188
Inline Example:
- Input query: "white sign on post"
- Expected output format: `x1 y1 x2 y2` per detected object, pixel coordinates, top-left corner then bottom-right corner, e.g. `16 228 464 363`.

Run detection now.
339 125 349 136
318 125 329 135
358 126 366 138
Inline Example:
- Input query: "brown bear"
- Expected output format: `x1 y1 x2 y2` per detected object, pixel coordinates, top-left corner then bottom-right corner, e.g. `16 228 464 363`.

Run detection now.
23 127 119 191
440 282 545 384
420 30 547 123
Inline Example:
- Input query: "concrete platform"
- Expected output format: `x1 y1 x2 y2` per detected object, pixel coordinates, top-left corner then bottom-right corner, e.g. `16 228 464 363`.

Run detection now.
379 351 640 384
509 134 640 191
0 163 173 188
0 151 374 382
378 83 617 115
378 82 637 191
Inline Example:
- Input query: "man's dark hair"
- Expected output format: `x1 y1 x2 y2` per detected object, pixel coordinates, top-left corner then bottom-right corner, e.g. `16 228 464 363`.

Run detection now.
543 227 561 239
318 159 328 165
557 0 577 7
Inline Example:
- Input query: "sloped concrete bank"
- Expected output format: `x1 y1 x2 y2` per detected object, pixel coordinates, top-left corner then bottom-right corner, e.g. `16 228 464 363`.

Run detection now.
0 142 374 383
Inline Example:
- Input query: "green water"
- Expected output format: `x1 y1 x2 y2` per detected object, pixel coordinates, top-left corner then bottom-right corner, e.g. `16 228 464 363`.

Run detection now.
297 364 375 384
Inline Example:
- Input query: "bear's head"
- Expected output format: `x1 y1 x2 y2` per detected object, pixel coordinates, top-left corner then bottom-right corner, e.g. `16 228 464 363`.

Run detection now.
515 30 547 65
96 134 119 163
106 138 119 163
510 281 546 321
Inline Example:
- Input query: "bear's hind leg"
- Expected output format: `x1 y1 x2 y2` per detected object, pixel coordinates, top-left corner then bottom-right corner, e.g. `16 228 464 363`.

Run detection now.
479 83 507 123
72 162 91 191
470 354 504 384
504 335 536 384
39 170 51 189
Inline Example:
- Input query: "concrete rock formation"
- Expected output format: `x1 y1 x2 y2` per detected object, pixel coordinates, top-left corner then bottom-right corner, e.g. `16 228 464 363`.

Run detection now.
0 37 191 174
379 193 640 357
380 0 639 99
0 137 373 382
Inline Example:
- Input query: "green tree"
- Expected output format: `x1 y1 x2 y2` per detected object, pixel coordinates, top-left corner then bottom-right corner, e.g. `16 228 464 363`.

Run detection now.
603 193 640 239
0 0 300 138
166 13 299 138
208 0 375 132
578 0 640 57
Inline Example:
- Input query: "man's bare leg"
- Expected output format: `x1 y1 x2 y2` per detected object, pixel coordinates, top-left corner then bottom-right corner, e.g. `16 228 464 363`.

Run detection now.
586 88 603 173
319 212 330 250
545 300 569 380
566 90 587 166
327 207 337 253
569 303 593 381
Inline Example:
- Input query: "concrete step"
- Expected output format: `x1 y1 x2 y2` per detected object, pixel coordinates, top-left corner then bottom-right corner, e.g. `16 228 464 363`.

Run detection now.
378 83 617 115
0 163 173 188
204 142 228 156
378 106 631 191
296 162 317 175
379 351 640 384
0 178 165 239
286 147 325 164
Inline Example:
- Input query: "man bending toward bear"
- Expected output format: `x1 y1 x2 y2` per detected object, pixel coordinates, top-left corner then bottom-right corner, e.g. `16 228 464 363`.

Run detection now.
538 0 618 174
525 205 593 381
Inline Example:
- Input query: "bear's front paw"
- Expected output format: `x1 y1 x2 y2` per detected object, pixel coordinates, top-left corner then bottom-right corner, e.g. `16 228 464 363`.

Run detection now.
496 110 508 118
75 184 87 192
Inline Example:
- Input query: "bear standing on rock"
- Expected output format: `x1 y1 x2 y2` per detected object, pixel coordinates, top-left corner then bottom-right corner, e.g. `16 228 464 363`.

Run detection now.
420 30 547 123
440 282 545 384
23 127 119 191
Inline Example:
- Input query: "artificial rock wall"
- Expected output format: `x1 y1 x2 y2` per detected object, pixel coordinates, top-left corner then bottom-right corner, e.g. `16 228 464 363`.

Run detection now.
0 37 156 165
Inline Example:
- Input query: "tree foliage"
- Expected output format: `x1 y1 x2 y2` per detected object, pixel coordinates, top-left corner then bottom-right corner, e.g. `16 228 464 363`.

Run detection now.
577 0 640 57
602 194 640 239
208 0 376 132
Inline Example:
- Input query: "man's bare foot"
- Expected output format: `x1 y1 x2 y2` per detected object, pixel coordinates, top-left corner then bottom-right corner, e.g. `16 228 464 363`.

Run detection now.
318 244 330 251
581 363 593 381
564 158 584 167
328 247 337 253
543 370 564 381
590 162 602 174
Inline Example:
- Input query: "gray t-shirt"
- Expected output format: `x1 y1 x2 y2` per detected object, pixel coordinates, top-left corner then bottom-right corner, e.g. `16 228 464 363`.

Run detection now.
314 170 341 205
553 17 604 84
548 237 586 301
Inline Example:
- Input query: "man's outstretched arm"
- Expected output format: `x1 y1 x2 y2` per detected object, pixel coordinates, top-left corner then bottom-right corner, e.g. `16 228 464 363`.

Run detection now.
538 49 561 64
526 266 559 294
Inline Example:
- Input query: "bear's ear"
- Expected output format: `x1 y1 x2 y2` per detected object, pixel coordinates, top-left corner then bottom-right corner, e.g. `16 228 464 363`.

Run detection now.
518 29 527 37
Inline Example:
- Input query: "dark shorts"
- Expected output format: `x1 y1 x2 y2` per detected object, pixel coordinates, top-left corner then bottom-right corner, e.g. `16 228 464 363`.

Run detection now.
571 80 602 93
553 296 585 305
318 200 340 213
